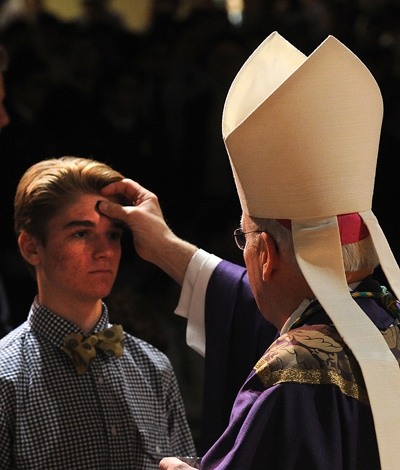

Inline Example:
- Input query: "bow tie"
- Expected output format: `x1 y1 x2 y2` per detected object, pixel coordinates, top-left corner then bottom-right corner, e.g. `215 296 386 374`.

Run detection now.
61 325 124 375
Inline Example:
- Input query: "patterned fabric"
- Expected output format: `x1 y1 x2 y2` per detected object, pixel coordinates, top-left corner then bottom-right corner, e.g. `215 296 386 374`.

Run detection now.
62 324 125 375
288 286 400 331
351 287 400 321
0 297 195 469
254 323 400 406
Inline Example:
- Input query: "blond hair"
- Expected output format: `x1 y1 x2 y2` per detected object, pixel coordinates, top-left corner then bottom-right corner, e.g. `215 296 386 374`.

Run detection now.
14 156 124 245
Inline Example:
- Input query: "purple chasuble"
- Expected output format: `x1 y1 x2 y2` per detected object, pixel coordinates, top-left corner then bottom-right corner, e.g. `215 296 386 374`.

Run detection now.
201 262 396 469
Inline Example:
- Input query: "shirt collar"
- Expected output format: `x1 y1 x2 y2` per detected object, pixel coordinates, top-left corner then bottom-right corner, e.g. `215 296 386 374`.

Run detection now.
28 296 111 349
280 298 312 335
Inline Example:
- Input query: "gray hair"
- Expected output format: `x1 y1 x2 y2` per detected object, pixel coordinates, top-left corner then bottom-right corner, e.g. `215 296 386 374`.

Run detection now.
248 216 380 273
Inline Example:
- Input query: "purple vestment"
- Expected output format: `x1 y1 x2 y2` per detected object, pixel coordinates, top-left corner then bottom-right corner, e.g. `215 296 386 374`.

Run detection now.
201 260 396 468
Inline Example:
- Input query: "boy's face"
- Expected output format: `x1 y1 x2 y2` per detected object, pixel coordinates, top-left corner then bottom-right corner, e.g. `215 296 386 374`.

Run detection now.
33 193 123 309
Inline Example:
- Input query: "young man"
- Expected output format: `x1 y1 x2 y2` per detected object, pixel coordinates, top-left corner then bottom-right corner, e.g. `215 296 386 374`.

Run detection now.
0 156 196 469
99 33 400 469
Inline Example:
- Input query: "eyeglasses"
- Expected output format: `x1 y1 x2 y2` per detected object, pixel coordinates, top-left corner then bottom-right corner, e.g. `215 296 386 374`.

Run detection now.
233 228 264 250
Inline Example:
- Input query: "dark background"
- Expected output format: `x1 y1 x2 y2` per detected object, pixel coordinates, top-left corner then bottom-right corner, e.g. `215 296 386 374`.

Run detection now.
0 0 399 446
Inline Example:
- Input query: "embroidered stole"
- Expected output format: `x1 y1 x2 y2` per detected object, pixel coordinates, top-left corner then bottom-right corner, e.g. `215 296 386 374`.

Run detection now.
254 324 400 405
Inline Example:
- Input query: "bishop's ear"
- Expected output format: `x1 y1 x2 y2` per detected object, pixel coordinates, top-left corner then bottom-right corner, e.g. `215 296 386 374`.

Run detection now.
18 231 41 267
260 232 279 282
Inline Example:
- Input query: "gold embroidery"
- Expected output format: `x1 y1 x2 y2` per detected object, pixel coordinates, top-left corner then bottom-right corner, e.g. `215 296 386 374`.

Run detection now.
254 324 400 406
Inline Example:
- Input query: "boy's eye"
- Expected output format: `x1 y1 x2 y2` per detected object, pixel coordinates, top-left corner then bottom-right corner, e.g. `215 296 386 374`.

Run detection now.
74 231 87 238
109 231 123 241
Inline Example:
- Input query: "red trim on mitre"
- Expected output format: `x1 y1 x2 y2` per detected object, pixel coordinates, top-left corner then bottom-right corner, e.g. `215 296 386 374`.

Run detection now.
277 213 369 245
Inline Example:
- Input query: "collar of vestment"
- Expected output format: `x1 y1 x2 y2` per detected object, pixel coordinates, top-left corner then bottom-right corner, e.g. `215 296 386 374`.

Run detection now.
28 296 111 350
280 280 364 336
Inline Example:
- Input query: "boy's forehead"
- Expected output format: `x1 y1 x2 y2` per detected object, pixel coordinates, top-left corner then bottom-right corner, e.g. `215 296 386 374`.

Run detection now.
51 193 113 224
60 193 97 212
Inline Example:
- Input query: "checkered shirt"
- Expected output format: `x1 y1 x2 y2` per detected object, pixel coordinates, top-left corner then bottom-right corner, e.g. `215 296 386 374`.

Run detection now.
0 297 196 469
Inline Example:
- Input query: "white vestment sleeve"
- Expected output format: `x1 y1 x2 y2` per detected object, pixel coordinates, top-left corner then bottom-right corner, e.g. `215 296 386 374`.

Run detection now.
175 249 222 356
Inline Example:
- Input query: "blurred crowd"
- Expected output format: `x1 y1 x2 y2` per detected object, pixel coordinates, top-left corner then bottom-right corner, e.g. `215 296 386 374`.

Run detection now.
0 0 400 443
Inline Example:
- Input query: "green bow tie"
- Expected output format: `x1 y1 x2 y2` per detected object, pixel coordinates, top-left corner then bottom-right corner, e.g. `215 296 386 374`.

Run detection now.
61 325 124 375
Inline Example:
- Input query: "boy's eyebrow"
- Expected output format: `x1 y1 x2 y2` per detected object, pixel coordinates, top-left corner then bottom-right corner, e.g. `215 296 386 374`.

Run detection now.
63 220 95 229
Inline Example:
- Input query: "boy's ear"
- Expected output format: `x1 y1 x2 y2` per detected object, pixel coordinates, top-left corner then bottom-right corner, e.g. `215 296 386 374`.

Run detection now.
18 231 41 267
260 232 279 282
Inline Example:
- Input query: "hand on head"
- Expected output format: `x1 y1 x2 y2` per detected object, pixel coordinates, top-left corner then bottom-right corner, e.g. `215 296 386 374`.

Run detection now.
99 179 198 285
98 178 172 264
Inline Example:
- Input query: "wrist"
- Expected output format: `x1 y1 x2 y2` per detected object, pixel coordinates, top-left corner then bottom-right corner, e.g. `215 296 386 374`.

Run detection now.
156 232 198 285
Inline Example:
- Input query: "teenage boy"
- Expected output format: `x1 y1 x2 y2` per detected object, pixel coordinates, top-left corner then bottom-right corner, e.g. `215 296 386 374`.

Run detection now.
0 156 196 469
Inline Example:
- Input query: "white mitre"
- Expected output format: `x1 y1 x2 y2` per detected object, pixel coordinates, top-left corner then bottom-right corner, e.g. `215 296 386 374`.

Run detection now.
222 31 400 469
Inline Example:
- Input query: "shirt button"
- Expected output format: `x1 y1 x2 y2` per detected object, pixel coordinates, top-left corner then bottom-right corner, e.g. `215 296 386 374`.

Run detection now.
155 445 161 454
111 426 117 435
97 377 104 384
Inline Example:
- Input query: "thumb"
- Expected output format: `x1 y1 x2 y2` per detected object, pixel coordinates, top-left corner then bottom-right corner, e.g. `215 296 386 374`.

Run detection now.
96 200 133 225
